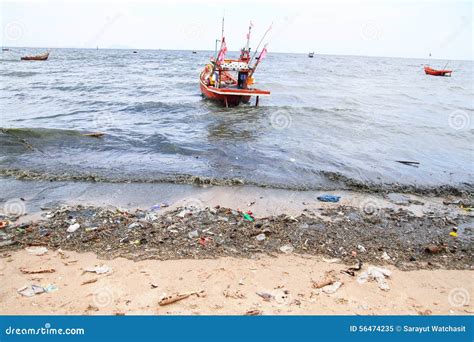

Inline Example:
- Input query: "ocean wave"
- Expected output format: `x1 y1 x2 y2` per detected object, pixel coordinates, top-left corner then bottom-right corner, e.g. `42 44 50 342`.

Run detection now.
1 71 39 77
0 167 471 196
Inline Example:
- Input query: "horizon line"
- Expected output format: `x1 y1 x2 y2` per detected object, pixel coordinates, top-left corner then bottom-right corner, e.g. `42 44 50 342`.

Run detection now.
2 45 472 62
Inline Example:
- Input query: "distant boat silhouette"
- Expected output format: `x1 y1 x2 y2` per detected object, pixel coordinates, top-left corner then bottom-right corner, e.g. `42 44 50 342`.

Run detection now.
21 51 49 61
308 52 315 58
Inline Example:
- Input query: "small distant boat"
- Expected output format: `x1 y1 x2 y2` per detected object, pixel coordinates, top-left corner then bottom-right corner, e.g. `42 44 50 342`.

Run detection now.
424 66 452 77
2 48 9 51
192 51 197 54
200 20 271 107
308 52 314 58
133 51 138 53
21 51 49 61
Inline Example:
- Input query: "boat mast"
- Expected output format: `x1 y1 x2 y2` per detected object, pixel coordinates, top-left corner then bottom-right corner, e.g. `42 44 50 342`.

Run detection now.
245 22 251 51
249 43 267 78
249 23 272 65
221 16 225 42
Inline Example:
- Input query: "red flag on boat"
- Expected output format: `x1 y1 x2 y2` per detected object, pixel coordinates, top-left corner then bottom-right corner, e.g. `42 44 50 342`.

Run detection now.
217 38 227 63
259 47 268 60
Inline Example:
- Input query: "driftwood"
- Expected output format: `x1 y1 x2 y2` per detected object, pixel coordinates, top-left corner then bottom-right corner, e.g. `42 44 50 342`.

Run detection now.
81 278 98 285
20 267 55 274
158 290 205 306
82 132 105 138
312 270 338 289
245 309 263 316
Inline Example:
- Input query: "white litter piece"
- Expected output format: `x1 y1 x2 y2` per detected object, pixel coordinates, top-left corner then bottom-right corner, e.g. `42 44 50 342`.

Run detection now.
84 265 112 274
357 266 392 291
279 245 294 254
25 246 48 256
17 285 45 297
322 257 341 263
67 223 80 233
322 281 342 294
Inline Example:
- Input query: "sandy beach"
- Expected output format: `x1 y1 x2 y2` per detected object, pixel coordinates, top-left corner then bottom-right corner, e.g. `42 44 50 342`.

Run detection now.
1 250 472 316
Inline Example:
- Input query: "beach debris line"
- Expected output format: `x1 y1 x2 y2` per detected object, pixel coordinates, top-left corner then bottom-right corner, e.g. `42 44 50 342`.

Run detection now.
1 202 471 269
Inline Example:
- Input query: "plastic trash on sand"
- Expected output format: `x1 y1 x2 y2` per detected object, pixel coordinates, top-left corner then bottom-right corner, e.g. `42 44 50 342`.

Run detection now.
243 213 254 222
67 223 80 233
25 246 48 256
317 195 341 203
17 284 57 297
357 266 392 291
322 281 342 294
84 265 112 274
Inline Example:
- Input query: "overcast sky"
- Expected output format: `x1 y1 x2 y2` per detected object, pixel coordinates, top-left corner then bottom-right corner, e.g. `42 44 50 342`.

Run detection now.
1 0 472 60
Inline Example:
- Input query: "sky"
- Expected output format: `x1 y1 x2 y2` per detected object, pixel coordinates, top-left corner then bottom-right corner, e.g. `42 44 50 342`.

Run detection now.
0 0 472 60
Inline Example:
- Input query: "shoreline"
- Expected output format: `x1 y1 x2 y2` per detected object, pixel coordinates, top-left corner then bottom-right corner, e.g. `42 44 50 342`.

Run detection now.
1 167 473 197
1 177 472 270
1 177 472 315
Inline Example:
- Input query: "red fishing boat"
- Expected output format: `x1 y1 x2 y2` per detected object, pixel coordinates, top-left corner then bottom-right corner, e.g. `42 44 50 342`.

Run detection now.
424 66 452 77
200 20 271 107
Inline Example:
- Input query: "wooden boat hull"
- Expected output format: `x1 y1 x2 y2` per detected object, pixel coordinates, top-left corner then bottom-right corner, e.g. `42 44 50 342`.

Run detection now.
21 52 49 61
424 66 452 77
199 67 270 106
